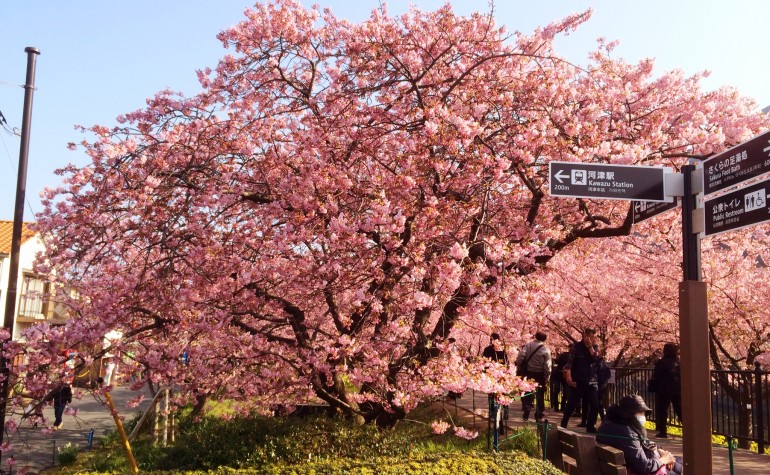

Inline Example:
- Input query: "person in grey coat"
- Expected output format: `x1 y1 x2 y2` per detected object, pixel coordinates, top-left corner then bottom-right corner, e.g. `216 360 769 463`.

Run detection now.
515 331 551 421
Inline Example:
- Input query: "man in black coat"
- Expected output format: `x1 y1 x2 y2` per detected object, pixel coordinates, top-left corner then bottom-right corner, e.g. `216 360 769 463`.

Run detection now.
550 344 571 412
560 328 601 432
650 342 682 438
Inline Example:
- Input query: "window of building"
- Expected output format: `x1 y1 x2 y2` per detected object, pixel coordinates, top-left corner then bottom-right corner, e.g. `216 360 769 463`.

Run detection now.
19 274 46 318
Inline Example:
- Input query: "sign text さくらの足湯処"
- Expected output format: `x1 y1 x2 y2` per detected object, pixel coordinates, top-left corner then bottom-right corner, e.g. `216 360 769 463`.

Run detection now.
703 130 770 195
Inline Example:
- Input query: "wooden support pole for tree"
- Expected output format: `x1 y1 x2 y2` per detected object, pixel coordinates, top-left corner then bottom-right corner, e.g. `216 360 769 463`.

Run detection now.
162 388 169 447
170 407 176 443
104 391 139 474
153 394 160 445
128 388 164 442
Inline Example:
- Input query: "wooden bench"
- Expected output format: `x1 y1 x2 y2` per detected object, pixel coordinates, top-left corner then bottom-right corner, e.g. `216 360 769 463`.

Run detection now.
541 425 628 475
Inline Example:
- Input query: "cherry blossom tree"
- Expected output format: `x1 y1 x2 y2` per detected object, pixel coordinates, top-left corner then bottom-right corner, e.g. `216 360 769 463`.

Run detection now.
538 218 770 369
15 0 769 426
538 218 770 449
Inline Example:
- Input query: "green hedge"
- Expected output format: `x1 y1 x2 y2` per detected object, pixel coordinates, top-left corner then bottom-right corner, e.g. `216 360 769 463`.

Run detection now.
74 451 561 475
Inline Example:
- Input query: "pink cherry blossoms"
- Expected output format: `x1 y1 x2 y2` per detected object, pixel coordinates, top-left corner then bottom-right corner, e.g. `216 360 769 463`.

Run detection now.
12 0 766 431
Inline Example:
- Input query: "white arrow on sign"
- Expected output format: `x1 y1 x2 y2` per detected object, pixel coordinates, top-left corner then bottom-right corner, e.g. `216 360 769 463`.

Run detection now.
553 169 569 184
764 139 770 156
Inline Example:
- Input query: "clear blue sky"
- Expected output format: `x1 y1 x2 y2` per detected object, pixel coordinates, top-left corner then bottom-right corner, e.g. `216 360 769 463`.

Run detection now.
1 0 768 220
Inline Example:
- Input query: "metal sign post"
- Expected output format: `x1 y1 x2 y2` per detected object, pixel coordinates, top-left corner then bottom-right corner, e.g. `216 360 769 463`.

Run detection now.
678 164 712 475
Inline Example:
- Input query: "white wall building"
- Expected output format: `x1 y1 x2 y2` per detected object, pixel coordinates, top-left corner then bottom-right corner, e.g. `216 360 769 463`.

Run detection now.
0 220 68 339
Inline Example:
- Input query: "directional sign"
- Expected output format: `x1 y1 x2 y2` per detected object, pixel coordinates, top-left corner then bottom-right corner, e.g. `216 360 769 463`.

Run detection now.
704 177 770 236
549 162 672 202
703 130 770 195
632 199 680 224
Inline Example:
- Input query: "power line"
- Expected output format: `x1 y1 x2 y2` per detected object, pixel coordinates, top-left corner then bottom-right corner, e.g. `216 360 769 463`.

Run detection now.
0 80 24 88
0 124 37 219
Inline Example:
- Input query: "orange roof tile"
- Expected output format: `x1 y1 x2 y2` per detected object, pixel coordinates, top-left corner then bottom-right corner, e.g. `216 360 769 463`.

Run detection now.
0 221 37 254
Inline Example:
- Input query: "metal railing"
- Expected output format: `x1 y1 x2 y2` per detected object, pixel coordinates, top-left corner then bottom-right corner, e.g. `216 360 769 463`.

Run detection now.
608 363 769 453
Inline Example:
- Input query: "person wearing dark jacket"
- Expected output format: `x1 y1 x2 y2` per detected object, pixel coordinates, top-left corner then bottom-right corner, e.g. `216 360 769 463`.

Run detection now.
550 345 571 412
561 328 601 432
49 382 73 430
650 343 682 438
597 395 682 475
482 333 509 364
596 350 612 420
483 333 509 432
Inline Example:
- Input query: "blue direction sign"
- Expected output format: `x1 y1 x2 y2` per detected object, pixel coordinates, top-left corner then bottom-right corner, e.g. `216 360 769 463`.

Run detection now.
549 162 671 202
633 199 680 224
704 177 770 236
703 130 770 195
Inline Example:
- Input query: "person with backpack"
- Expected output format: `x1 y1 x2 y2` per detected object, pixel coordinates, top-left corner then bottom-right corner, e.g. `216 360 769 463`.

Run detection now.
515 332 552 421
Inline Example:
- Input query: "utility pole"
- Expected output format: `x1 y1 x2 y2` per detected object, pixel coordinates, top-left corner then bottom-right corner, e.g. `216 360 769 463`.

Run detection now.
0 47 40 462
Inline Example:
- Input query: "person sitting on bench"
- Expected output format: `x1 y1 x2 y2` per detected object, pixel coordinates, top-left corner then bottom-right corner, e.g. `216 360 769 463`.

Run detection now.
596 395 682 475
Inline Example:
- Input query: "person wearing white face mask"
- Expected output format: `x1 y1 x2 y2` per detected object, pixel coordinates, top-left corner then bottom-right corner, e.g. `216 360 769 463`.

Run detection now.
596 395 683 475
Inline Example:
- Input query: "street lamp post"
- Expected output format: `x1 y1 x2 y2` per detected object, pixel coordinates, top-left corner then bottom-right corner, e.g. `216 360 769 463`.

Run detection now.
0 46 40 464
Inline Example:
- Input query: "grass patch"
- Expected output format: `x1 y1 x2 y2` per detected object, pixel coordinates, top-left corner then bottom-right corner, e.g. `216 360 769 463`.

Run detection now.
43 400 556 474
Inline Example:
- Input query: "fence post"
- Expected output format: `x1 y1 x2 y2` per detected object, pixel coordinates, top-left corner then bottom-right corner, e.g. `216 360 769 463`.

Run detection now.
755 361 765 454
472 389 476 428
487 395 491 451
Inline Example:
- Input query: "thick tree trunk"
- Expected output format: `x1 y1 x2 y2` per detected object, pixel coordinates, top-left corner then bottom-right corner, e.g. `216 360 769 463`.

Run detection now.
360 400 406 428
190 393 209 420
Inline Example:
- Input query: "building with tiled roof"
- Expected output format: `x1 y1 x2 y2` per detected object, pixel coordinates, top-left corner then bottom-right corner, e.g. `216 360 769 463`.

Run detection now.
0 221 37 254
0 221 69 338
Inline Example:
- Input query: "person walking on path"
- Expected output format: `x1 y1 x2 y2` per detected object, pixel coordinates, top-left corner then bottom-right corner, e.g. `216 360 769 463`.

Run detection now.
596 348 612 421
550 344 571 412
649 342 682 438
47 380 72 430
483 333 509 432
561 328 601 432
515 331 551 421
597 395 682 475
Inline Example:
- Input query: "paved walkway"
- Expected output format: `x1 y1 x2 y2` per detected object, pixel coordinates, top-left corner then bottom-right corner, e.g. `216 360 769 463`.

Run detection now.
1 385 154 474
443 389 769 475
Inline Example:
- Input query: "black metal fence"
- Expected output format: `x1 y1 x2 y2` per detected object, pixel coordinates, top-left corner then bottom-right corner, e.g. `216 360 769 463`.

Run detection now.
608 363 769 454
